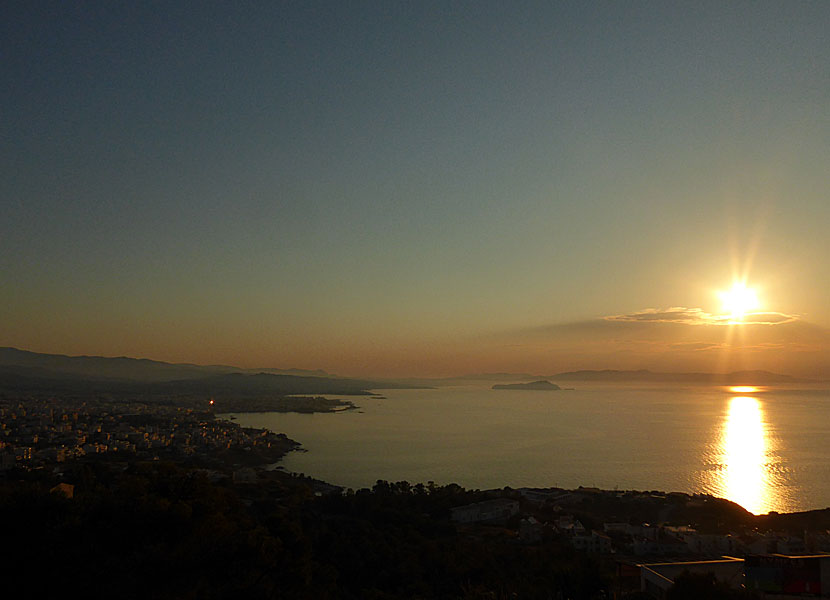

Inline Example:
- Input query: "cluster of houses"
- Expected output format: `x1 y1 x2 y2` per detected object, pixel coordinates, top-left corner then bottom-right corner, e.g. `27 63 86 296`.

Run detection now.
449 488 830 598
0 396 292 470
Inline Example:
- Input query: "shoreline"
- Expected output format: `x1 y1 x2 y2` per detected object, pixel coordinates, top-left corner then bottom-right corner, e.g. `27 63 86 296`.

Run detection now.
212 395 358 413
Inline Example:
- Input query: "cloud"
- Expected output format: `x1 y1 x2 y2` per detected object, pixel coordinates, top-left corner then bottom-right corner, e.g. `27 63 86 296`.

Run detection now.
667 342 726 352
604 307 798 326
504 308 824 350
484 310 830 378
605 307 716 325
740 312 798 325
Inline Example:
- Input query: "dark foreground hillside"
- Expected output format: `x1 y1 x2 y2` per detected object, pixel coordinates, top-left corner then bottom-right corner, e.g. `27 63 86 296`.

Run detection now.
2 463 608 600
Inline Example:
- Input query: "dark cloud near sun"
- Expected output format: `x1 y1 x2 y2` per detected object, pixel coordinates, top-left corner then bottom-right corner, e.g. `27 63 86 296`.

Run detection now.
513 307 802 342
486 308 830 377
605 307 715 325
605 307 798 326
503 308 827 354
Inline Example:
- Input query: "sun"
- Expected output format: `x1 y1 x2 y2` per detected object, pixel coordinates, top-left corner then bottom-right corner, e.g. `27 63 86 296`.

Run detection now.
719 282 760 321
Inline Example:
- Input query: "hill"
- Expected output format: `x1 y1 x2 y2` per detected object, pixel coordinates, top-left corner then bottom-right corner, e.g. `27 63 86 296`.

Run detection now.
492 380 562 391
0 347 426 397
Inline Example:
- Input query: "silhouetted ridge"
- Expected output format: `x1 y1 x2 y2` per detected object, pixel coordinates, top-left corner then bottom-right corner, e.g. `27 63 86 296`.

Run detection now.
151 372 377 396
492 380 562 390
0 347 427 395
0 346 235 382
550 369 801 384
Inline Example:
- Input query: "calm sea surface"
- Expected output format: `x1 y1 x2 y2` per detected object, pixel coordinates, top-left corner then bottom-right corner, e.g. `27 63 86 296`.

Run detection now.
226 383 830 514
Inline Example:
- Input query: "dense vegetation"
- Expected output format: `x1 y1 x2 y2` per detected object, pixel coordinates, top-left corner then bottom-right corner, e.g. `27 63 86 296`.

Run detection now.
1 463 609 599
9 460 815 598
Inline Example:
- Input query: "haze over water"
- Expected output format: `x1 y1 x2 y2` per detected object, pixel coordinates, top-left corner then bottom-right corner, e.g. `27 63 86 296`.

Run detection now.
229 383 830 514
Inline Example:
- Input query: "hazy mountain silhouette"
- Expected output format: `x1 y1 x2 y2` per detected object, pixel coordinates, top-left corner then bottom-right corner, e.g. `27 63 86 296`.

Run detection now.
404 368 807 387
149 372 384 396
548 369 803 384
0 347 238 382
0 348 807 396
0 347 422 396
0 347 338 382
492 380 562 390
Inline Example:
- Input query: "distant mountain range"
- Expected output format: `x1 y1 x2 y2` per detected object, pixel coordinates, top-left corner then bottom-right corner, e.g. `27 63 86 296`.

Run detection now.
492 380 562 391
548 369 805 384
459 369 806 385
0 347 812 398
0 347 422 397
0 347 334 382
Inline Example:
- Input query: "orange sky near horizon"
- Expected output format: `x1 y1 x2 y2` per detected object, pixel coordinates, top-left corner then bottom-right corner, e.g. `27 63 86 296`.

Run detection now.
3 4 828 379
8 300 829 379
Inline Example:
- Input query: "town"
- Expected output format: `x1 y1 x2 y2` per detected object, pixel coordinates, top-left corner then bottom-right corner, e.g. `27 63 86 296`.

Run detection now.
0 394 299 472
3 391 830 598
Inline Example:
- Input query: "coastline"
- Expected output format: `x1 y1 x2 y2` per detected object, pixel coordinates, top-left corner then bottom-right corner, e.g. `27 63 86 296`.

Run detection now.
213 395 358 413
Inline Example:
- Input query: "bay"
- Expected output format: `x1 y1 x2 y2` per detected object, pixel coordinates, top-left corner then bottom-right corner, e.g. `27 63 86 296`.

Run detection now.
225 383 830 514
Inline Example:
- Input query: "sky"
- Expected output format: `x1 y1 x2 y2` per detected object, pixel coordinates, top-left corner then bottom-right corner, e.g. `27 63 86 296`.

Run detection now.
2 2 829 377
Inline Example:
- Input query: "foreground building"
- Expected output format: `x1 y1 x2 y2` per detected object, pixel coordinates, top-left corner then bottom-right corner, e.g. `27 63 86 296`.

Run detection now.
745 554 830 597
639 557 745 598
637 554 830 599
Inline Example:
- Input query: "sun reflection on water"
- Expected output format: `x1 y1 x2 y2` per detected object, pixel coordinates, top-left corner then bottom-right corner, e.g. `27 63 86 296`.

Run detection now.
729 386 759 394
704 394 787 515
724 396 768 513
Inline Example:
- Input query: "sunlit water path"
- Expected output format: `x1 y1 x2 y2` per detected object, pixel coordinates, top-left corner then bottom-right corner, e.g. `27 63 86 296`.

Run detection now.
696 391 790 514
226 384 830 513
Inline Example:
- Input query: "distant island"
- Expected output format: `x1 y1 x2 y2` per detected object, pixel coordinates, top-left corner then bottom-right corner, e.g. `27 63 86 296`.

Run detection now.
492 380 562 391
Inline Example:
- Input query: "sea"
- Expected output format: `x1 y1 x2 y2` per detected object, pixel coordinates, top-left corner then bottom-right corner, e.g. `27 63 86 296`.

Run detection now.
225 383 830 515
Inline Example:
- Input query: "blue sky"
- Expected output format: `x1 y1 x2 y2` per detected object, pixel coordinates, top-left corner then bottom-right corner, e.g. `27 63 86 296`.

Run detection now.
2 2 828 375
